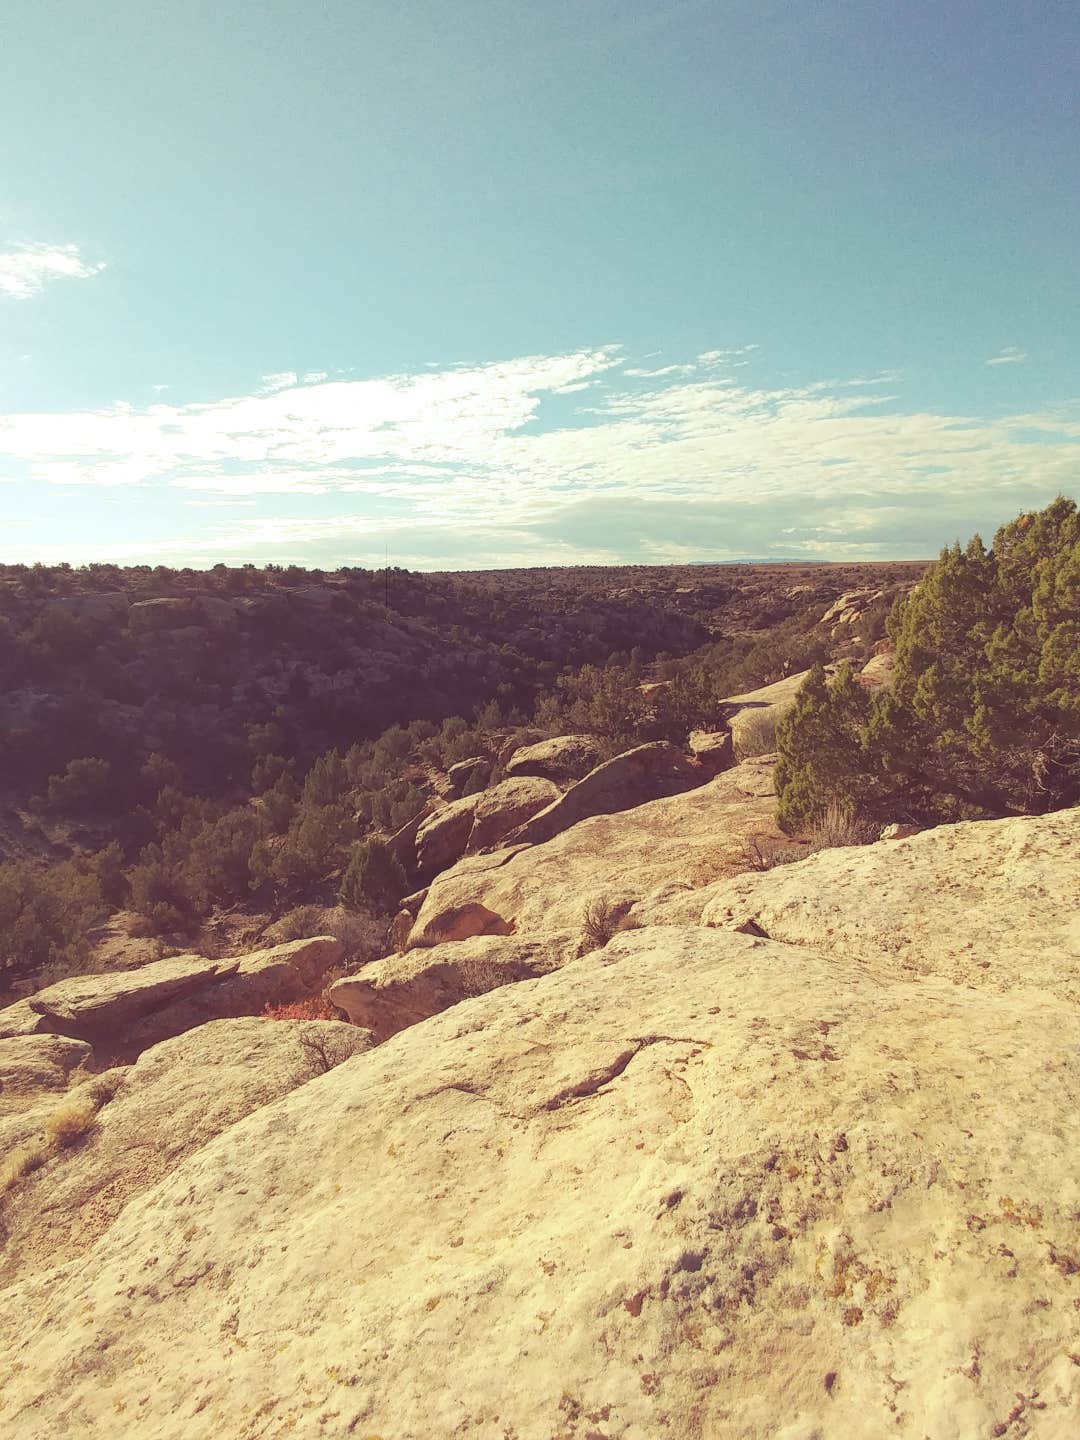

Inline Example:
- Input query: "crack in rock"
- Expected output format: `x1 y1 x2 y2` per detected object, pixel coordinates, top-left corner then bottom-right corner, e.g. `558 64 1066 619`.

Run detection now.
543 1035 713 1111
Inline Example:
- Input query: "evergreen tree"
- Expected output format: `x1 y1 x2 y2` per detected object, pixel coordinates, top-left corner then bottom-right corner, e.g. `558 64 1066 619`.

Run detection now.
339 839 407 915
776 498 1080 830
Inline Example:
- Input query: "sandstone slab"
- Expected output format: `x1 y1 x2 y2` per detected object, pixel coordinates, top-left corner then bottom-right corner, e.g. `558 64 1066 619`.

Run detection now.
410 757 782 946
505 733 607 784
0 1016 372 1291
25 955 233 1040
467 774 560 852
507 741 702 848
1 925 1076 1437
330 932 575 1042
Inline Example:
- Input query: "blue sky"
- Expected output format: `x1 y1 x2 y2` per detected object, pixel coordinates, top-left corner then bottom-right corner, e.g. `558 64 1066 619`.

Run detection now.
1 0 1077 568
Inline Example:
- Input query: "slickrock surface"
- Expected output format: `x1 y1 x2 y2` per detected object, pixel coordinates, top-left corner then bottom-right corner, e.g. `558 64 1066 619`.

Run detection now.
409 755 784 946
651 807 1080 1000
506 740 702 848
0 1034 92 1116
0 938 344 1055
0 1017 371 1291
21 953 232 1037
1 922 1077 1438
330 932 577 1041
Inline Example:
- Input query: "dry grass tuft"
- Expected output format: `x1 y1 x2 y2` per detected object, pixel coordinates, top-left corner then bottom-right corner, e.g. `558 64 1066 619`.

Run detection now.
43 1094 99 1149
732 709 777 759
808 799 879 852
579 897 637 955
0 1137 49 1194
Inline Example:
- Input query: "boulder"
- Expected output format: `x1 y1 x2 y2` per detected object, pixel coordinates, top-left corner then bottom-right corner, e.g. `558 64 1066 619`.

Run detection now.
467 775 560 852
0 1034 92 1117
47 592 129 625
505 733 607 784
497 729 542 765
409 756 783 945
0 1017 371 1292
127 598 198 633
722 669 838 758
25 955 233 1042
3 919 1077 1437
329 933 575 1042
446 756 491 797
121 937 346 1053
414 794 479 878
859 647 896 690
687 728 734 774
0 998 50 1040
507 741 702 848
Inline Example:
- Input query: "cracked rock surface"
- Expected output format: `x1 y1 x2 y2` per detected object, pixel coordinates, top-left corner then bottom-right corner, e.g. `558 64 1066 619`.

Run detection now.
1 906 1078 1438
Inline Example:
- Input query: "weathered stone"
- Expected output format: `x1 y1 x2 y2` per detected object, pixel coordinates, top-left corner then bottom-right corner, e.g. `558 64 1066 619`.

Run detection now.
507 741 701 848
410 756 782 945
2 913 1077 1438
330 933 574 1042
467 775 560 852
414 795 479 878
121 937 345 1052
0 1017 371 1291
26 955 234 1041
505 733 607 784
687 728 734 773
0 1034 93 1117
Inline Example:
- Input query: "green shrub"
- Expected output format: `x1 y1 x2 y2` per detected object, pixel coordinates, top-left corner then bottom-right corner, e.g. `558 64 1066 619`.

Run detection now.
46 756 112 813
338 839 406 915
0 860 106 991
776 499 1080 829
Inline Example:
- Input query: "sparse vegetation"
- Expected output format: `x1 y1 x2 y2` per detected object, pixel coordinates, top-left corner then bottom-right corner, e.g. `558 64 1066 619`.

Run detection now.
776 499 1080 830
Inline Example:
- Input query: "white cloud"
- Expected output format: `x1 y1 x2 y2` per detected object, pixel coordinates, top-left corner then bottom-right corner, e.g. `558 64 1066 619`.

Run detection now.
1 343 1076 568
0 243 106 299
986 347 1028 367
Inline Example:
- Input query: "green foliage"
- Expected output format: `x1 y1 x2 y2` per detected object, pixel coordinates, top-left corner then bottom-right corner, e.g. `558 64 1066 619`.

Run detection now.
774 664 878 831
777 499 1080 829
46 757 112 813
0 860 106 990
338 839 407 915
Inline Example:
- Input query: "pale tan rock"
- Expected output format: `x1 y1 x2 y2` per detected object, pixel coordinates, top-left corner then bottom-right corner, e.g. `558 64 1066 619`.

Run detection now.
690 806 1080 1000
1 925 1077 1438
329 933 575 1042
467 774 559 851
121 937 345 1052
26 954 234 1040
410 757 782 945
415 793 479 877
723 670 822 757
0 999 49 1040
507 741 701 848
859 648 896 690
0 1034 92 1116
505 733 607 784
687 728 734 773
0 1017 372 1292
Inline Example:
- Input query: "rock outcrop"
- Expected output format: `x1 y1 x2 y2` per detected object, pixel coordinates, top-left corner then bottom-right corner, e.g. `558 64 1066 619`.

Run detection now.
408 756 783 947
505 733 607 784
1 908 1077 1438
467 774 560 851
0 938 344 1057
0 1017 370 1292
507 740 702 848
329 932 576 1042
